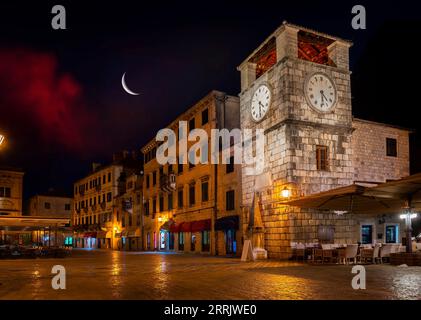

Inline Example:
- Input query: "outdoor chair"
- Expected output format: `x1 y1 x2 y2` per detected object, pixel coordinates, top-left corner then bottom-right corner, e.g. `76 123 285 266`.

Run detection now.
313 248 323 263
361 244 381 264
341 244 358 264
379 244 393 263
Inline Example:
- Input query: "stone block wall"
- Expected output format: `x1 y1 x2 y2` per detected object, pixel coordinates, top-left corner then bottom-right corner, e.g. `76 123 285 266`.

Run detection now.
352 119 410 183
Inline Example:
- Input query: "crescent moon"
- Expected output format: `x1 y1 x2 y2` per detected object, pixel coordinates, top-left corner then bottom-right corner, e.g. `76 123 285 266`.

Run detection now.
121 72 140 95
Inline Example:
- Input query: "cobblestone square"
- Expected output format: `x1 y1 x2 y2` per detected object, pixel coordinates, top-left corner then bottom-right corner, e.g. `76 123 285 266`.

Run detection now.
0 249 420 300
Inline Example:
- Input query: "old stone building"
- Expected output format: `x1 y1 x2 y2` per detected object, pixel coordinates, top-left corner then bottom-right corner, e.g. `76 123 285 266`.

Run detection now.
116 172 143 251
72 152 141 249
0 166 24 216
237 22 411 259
141 91 243 256
29 192 73 218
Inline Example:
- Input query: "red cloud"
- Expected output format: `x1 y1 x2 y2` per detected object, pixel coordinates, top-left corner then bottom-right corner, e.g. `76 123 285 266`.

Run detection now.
0 48 97 153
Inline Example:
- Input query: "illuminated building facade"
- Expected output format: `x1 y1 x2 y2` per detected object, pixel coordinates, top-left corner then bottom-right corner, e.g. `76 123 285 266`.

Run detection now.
0 167 24 217
238 22 411 259
141 91 243 256
72 152 141 249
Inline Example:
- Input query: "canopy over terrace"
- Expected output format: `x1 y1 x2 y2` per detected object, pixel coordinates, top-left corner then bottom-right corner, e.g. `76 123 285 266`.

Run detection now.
284 173 421 252
0 215 71 246
284 173 421 214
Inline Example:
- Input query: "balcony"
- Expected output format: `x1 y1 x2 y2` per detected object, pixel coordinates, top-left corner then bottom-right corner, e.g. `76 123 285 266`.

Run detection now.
159 173 176 193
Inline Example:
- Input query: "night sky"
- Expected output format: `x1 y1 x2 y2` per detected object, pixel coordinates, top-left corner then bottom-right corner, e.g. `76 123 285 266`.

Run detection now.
0 0 421 207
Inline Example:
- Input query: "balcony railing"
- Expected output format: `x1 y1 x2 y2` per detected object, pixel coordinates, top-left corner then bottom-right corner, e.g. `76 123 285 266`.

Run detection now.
159 173 176 193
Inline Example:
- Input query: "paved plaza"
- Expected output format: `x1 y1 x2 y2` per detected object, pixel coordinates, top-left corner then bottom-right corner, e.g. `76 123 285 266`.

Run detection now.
0 249 420 300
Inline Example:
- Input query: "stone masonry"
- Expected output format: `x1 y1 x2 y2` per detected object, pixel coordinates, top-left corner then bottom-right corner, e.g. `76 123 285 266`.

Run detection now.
238 22 410 259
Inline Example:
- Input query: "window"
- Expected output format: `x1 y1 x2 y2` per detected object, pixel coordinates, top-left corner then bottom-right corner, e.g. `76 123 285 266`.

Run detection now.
178 189 183 208
226 156 234 173
361 225 373 244
178 163 183 174
0 187 11 198
128 214 132 227
201 181 209 202
74 186 78 195
103 175 106 184
102 194 105 203
159 166 164 177
146 175 150 188
108 172 111 182
168 164 173 174
168 193 173 211
44 202 51 209
189 117 195 131
226 190 235 211
386 225 399 243
178 232 184 250
144 201 150 216
107 192 112 202
152 198 157 214
316 146 328 171
65 204 71 211
159 195 164 212
201 108 209 125
318 225 335 243
189 184 195 206
153 171 157 186
386 138 397 157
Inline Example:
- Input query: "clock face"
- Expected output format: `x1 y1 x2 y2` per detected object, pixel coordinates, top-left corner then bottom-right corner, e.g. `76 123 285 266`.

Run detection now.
251 84 271 122
305 73 337 112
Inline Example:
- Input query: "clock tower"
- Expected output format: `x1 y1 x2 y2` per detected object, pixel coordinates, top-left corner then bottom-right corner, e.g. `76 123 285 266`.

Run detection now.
238 22 354 259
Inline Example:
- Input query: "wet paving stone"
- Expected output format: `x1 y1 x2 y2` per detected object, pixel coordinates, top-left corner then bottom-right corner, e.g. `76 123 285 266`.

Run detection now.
0 249 420 300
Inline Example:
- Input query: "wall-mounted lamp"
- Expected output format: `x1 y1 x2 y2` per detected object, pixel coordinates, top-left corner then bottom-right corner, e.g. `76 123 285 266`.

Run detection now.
281 186 290 198
400 213 417 220
0 134 5 146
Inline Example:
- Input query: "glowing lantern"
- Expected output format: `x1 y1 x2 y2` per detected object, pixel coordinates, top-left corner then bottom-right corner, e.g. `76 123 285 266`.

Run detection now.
281 186 290 198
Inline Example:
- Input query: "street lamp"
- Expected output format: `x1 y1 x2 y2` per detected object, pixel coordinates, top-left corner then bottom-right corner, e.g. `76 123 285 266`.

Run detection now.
400 211 418 253
281 186 290 198
0 134 4 147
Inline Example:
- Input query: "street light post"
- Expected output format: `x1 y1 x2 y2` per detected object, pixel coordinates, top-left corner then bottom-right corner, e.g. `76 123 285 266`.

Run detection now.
400 198 418 253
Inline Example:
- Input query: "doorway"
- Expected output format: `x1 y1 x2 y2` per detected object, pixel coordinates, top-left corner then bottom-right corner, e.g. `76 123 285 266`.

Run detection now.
225 229 236 254
160 230 167 250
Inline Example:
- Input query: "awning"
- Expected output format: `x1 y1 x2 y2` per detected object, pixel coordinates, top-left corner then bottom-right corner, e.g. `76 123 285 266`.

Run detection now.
169 223 179 233
160 219 175 231
83 232 97 238
284 174 421 214
179 222 192 232
191 219 211 232
215 215 239 231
